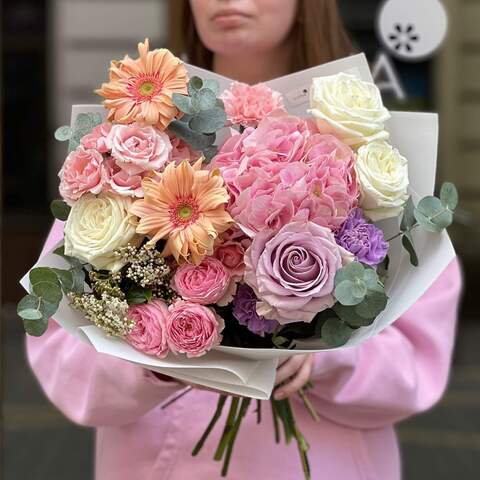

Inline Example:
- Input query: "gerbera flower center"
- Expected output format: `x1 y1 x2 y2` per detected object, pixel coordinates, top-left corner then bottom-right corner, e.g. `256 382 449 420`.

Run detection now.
178 205 194 220
139 81 156 96
128 74 163 102
170 197 200 228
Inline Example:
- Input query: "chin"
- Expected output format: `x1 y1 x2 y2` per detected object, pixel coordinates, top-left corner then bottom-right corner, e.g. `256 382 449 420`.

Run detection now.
204 34 265 57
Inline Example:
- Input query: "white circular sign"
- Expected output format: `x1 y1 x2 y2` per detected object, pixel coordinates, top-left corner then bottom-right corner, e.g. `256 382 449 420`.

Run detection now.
377 0 449 62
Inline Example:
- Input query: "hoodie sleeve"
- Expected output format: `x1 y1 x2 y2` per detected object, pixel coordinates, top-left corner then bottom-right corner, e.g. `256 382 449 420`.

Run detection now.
307 258 462 429
26 221 182 427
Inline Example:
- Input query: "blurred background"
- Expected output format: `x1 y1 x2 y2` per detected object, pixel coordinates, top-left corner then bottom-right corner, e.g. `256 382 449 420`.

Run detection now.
1 0 479 478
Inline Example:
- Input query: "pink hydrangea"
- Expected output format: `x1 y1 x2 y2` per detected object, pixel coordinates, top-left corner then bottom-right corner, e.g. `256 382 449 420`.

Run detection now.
173 257 232 306
126 300 169 358
106 123 172 175
220 81 286 128
59 146 108 205
80 122 112 153
167 301 224 358
104 156 144 197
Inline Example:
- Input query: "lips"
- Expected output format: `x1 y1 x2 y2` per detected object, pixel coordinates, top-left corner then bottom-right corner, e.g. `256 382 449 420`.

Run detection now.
211 9 251 28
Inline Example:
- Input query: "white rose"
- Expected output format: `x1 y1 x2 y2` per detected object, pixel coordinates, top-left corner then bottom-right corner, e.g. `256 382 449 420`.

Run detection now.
356 141 409 221
308 73 391 148
64 192 140 271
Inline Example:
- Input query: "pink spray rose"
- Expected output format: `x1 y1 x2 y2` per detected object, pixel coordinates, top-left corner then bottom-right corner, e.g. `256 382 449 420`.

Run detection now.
104 156 144 197
174 257 232 306
80 122 112 153
245 221 353 324
167 301 224 357
126 300 169 358
59 146 108 205
214 240 246 279
220 81 286 128
106 123 172 175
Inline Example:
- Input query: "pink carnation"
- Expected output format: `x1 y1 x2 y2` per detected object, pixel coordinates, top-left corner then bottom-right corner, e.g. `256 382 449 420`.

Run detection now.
220 82 286 128
174 257 232 306
59 146 108 205
104 156 144 197
106 123 172 175
126 300 169 358
80 122 112 153
167 301 224 357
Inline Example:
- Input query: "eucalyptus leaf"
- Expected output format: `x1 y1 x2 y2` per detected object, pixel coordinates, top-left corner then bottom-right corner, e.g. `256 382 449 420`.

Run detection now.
401 196 416 232
203 79 220 95
168 120 216 150
362 268 378 288
188 76 203 95
321 318 353 347
126 286 153 305
53 245 83 268
334 280 364 306
333 303 373 328
29 268 60 287
32 282 63 304
355 284 388 319
414 196 453 233
172 93 196 115
402 232 419 267
23 316 49 337
203 145 218 162
52 268 74 293
196 89 217 111
440 182 458 211
50 199 71 221
54 125 73 142
17 295 43 320
189 107 227 134
71 268 86 293
351 279 367 299
334 262 365 286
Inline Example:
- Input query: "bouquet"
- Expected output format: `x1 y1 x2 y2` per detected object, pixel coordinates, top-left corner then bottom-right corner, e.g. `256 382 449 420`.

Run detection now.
18 40 457 479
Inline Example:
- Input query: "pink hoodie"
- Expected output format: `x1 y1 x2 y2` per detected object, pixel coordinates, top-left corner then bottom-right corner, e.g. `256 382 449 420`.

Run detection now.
26 221 462 480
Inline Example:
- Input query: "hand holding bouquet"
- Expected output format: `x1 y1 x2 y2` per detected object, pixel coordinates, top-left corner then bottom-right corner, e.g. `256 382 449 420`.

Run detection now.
18 40 458 479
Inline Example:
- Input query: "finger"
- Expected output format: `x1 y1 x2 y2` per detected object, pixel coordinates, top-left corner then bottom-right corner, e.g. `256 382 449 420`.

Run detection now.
275 355 306 386
274 356 313 400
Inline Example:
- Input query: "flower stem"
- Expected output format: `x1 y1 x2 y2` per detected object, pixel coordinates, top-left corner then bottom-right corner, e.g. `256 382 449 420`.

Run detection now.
214 396 239 461
255 399 262 424
221 397 251 477
270 399 281 444
298 388 320 423
192 394 227 456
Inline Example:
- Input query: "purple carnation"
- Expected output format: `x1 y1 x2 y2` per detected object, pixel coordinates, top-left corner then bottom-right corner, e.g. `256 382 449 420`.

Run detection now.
336 209 389 266
232 284 279 337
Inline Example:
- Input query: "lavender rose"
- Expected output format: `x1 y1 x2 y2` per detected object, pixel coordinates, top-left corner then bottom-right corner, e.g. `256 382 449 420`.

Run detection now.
233 284 279 337
336 209 388 266
244 221 353 324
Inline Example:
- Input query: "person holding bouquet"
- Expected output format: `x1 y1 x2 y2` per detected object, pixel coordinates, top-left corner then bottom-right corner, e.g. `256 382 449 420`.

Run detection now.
27 1 462 479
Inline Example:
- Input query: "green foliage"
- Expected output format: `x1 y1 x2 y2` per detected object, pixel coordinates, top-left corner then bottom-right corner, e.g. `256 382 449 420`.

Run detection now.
170 77 227 161
54 125 73 142
440 182 458 211
402 231 419 267
67 112 103 152
125 285 153 305
414 196 453 233
50 199 71 221
321 317 353 348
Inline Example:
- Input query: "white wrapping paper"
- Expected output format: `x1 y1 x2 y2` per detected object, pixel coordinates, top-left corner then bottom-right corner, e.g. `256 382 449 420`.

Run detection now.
20 54 455 399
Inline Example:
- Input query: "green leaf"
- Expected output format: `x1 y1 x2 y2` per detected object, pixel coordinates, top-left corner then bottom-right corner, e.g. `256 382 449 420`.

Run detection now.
74 113 95 130
414 196 453 233
334 262 364 286
29 267 60 286
272 336 289 348
188 76 203 95
126 286 153 305
362 268 378 288
195 89 217 111
189 107 227 134
351 279 367 299
172 93 196 115
32 282 63 305
41 300 59 318
377 255 390 283
333 303 373 327
50 199 71 221
17 295 43 320
54 125 73 142
53 245 83 268
203 79 220 95
203 145 218 163
52 268 74 293
402 232 419 267
168 120 216 151
321 318 353 347
355 284 388 319
23 316 49 337
334 280 364 306
401 196 416 232
70 268 86 293
440 182 458 211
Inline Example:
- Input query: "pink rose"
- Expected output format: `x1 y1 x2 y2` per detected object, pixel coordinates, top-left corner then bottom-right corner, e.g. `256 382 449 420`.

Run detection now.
59 146 108 205
104 156 144 197
80 123 112 153
126 300 169 358
107 123 172 175
214 240 246 279
167 301 224 357
245 221 353 324
174 257 231 306
169 134 201 164
220 81 286 128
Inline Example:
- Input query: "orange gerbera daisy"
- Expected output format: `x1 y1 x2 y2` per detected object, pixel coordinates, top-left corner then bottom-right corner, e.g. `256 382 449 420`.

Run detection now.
130 159 233 265
95 39 188 131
